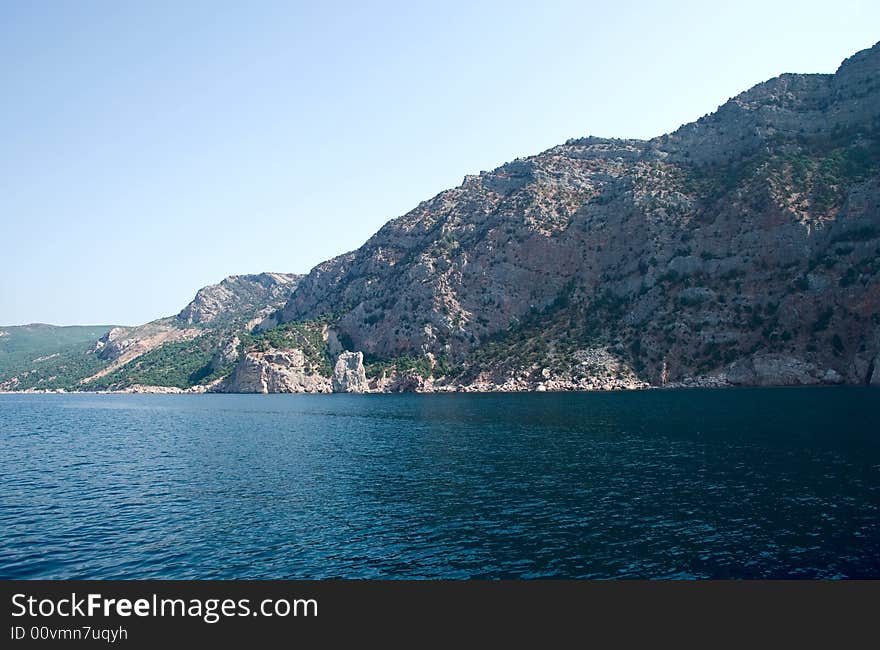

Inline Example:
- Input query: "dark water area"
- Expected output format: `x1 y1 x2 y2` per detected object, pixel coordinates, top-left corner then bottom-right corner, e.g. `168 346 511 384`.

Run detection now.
1 388 878 579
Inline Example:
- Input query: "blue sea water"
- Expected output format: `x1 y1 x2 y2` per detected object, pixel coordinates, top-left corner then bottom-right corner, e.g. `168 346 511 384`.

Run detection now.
1 388 878 579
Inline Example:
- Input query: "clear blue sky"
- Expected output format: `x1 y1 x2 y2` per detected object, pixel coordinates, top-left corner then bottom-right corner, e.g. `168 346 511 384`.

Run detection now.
2 1 878 326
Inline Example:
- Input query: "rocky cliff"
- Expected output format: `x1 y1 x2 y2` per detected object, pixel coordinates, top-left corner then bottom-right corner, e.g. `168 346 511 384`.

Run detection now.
218 348 370 394
222 348 331 393
332 351 368 393
273 42 880 390
8 43 880 394
177 273 300 326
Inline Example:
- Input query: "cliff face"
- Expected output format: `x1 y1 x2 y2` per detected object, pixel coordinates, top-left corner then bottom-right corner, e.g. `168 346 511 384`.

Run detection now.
276 42 880 389
222 349 331 394
219 348 369 394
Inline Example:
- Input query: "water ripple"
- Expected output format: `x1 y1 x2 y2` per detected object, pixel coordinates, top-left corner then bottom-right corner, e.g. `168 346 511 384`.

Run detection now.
1 388 879 579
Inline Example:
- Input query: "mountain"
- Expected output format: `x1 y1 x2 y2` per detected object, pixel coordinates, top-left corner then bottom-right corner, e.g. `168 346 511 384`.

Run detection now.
0 273 301 392
0 324 117 389
7 42 880 393
265 41 880 391
176 272 299 326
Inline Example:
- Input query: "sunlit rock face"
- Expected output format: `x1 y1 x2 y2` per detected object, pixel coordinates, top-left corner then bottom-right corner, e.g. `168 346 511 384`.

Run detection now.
274 43 880 388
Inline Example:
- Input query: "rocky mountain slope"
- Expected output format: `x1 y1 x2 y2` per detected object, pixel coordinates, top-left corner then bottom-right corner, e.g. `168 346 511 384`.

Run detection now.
7 42 880 394
0 273 301 391
267 41 880 391
176 272 299 326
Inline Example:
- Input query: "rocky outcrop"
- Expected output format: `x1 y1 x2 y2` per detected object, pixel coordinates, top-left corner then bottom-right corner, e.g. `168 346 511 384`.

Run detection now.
92 327 135 360
177 273 301 326
221 348 331 394
332 351 368 393
725 353 842 386
219 349 368 394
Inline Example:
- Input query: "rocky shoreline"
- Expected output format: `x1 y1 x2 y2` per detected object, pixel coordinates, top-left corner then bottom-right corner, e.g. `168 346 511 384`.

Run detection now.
4 340 877 395
3 365 873 396
2 382 872 396
4 346 875 395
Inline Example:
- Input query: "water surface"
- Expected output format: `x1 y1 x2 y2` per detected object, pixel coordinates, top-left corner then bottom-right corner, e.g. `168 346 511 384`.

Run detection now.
1 388 878 578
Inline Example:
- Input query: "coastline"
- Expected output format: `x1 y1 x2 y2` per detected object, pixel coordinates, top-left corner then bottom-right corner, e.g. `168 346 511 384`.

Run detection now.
1 377 872 396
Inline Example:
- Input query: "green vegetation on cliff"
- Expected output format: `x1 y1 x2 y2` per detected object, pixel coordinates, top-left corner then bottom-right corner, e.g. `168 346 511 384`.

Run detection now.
239 319 333 376
87 335 225 390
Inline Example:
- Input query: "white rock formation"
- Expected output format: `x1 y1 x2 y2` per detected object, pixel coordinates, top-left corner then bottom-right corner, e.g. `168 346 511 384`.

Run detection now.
332 351 368 393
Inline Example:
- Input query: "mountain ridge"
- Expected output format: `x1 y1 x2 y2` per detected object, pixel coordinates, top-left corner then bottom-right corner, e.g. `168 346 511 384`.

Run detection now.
265 40 880 391
5 41 880 393
0 273 302 391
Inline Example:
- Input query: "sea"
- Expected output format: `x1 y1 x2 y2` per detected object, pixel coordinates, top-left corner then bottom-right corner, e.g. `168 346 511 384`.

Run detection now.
1 387 878 579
